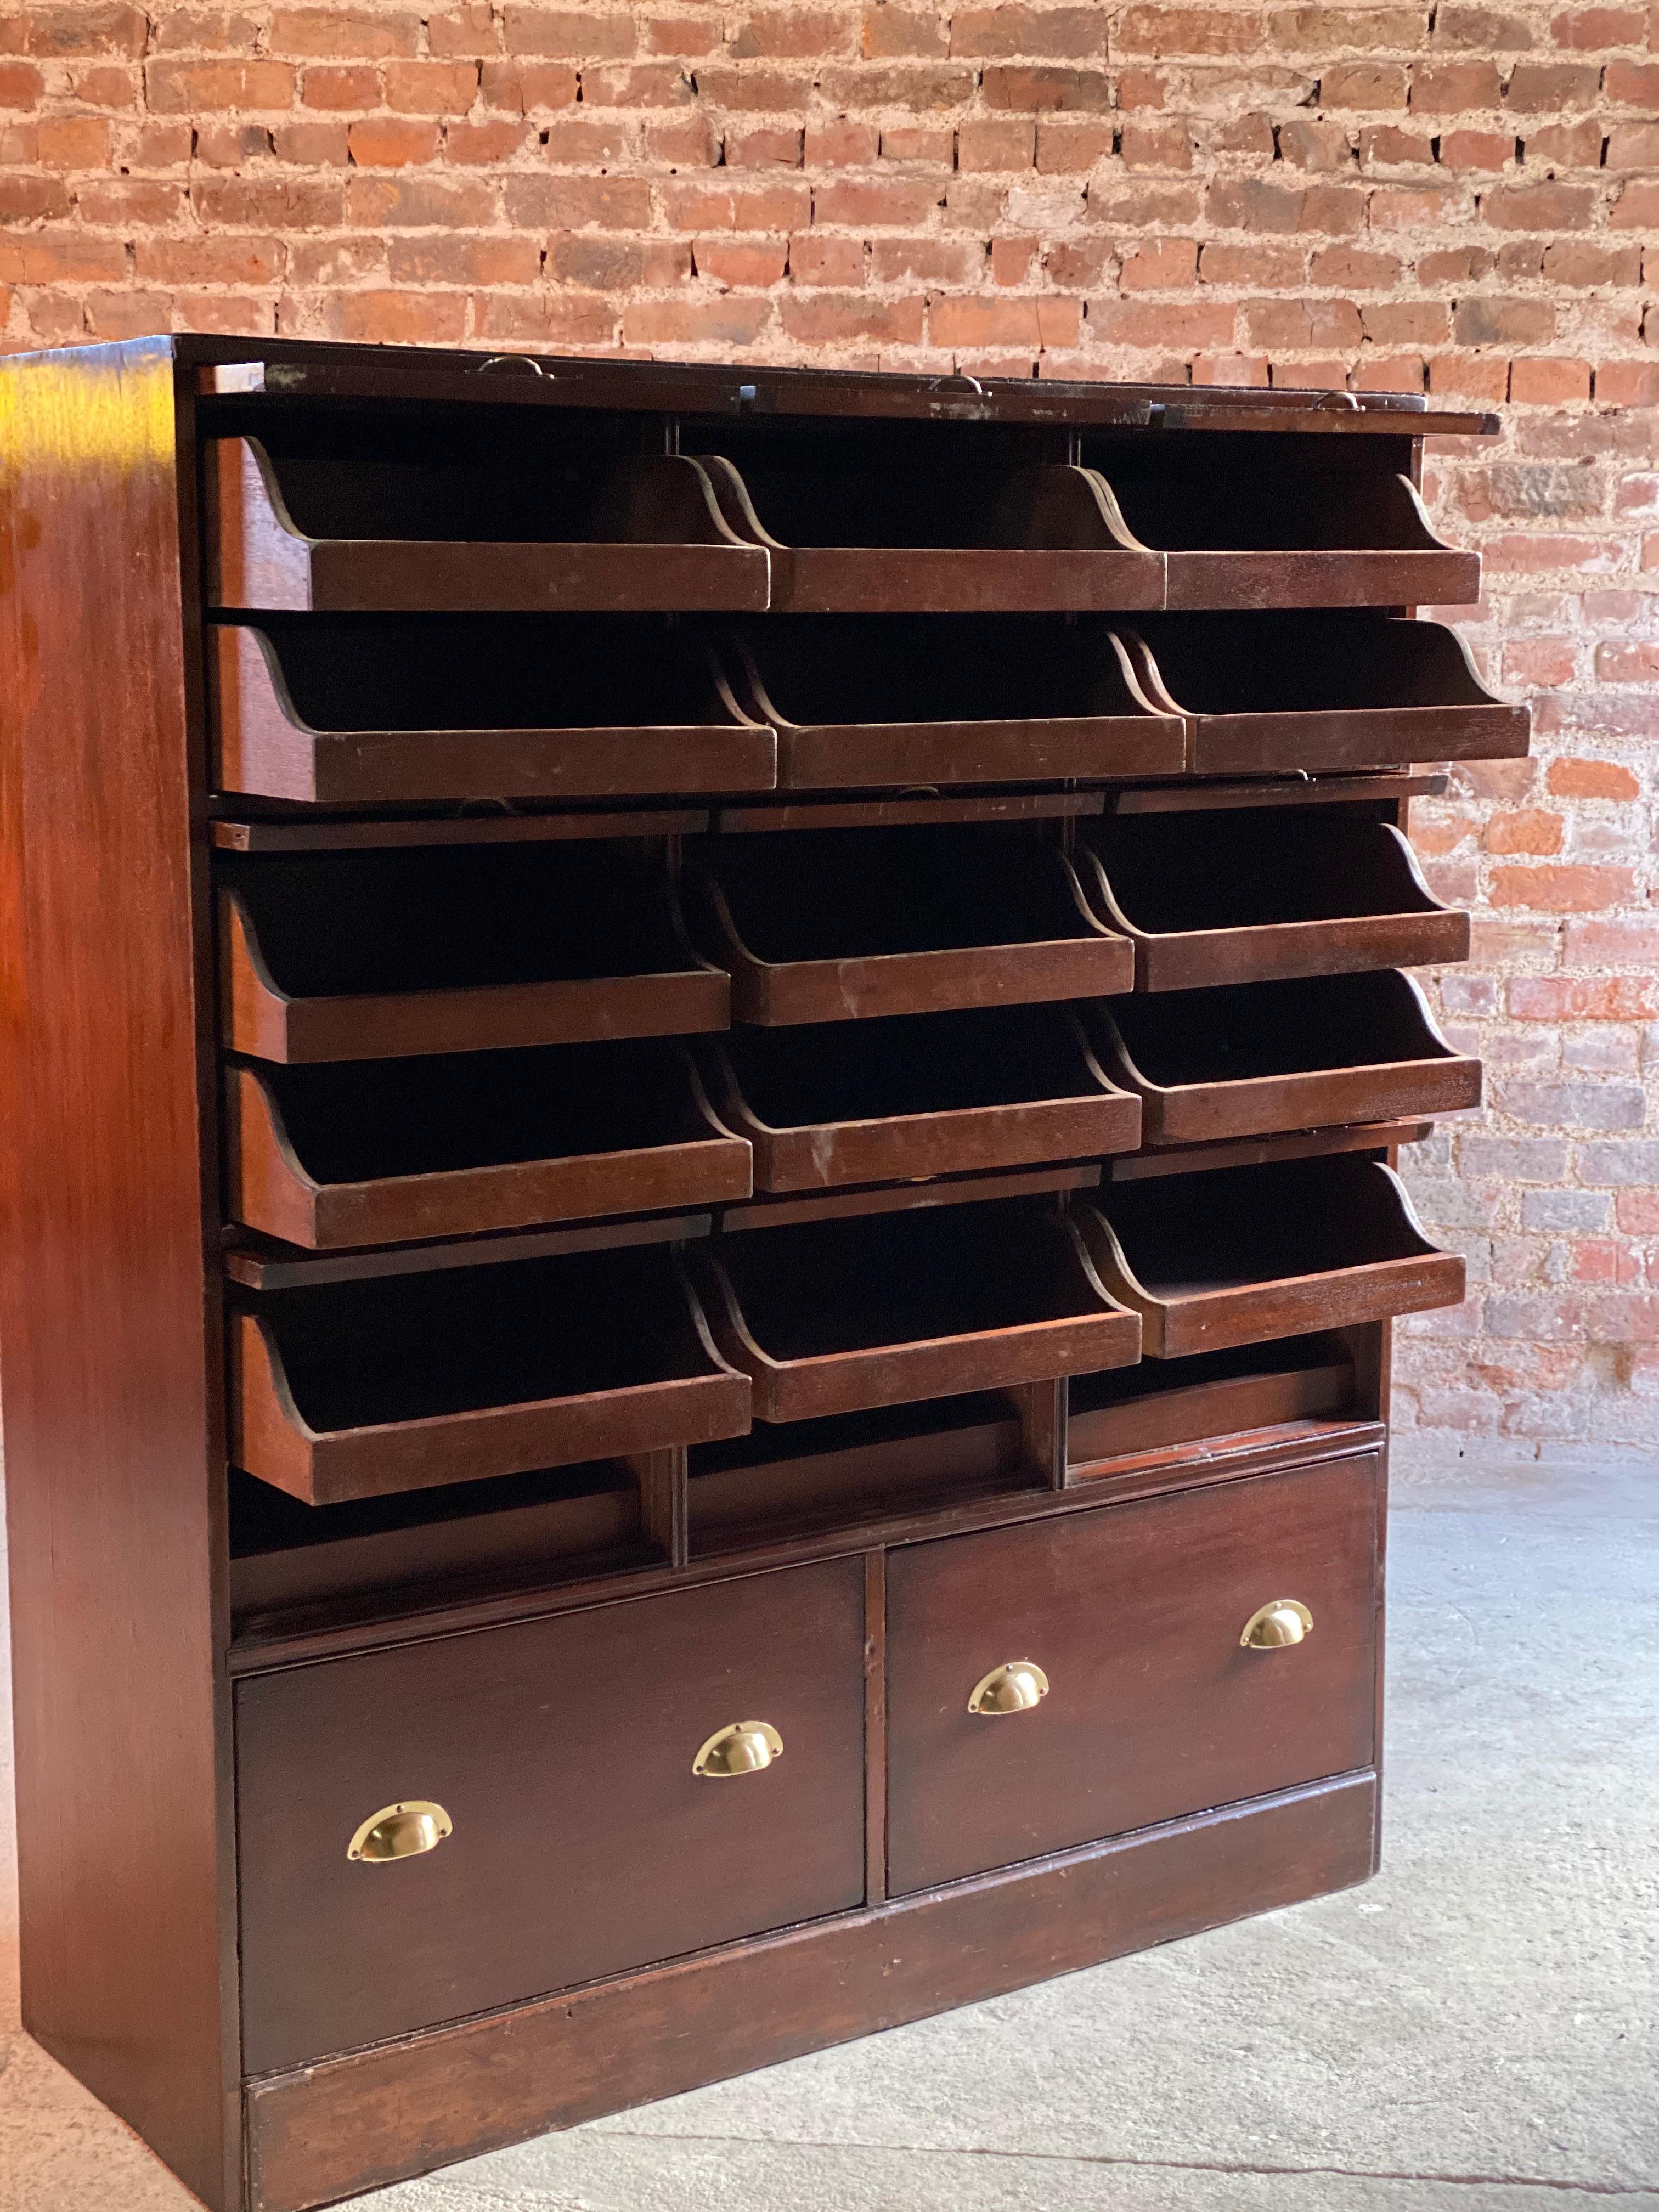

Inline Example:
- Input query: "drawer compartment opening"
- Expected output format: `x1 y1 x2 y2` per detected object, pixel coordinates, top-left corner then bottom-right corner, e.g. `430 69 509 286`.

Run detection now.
1068 1332 1357 1469
231 1246 751 1505
1119 612 1527 775
205 428 770 612
691 1195 1140 1421
219 842 729 1063
691 437 1163 613
721 613 1184 788
691 824 1133 1025
1077 807 1469 991
1077 1153 1464 1356
704 1006 1139 1192
225 1039 753 1249
689 1390 1044 1553
210 614 776 804
228 1455 651 1622
1088 970 1480 1146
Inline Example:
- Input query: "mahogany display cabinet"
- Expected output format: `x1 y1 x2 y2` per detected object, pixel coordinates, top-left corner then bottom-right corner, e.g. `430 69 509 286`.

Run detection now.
0 337 1527 2212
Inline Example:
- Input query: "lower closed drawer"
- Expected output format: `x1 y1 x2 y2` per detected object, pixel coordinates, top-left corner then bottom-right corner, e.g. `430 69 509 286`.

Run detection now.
236 1556 867 2073
885 1451 1380 1895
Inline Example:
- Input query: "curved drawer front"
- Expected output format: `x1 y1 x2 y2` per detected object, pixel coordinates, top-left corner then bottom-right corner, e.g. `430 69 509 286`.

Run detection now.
236 1556 867 2073
885 1452 1381 1895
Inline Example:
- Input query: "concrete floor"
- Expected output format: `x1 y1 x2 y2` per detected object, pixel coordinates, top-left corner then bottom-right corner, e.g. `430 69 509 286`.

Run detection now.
2 1441 1656 2212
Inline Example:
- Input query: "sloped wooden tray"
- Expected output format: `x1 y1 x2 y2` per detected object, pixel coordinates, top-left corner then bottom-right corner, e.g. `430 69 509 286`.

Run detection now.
231 1250 751 1505
1075 1155 1464 1356
691 826 1135 1025
1076 810 1469 991
691 1197 1140 1421
1086 970 1481 1143
695 453 1164 614
1115 613 1529 776
208 617 776 803
721 614 1184 789
704 1007 1139 1192
205 438 771 612
1086 465 1481 610
225 1040 752 1248
220 844 730 1063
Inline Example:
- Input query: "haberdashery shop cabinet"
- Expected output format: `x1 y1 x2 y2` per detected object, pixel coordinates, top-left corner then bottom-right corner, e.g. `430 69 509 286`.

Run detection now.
0 337 1523 2212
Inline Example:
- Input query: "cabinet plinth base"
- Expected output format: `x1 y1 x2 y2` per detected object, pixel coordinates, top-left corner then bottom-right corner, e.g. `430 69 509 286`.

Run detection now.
245 1769 1376 2212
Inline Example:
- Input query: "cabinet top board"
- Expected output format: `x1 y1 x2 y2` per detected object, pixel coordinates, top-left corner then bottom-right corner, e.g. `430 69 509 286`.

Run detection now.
14 332 1498 439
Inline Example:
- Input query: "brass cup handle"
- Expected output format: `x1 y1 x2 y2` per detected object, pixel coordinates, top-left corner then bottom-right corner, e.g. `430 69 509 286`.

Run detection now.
694 1720 783 1777
1241 1599 1313 1650
968 1660 1049 1715
347 1800 453 1863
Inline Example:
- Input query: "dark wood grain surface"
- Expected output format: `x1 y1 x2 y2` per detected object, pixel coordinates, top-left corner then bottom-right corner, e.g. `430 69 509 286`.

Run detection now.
202 435 772 614
221 885 732 1062
223 1049 752 1248
1081 814 1472 991
1068 1344 1354 1468
208 622 778 803
0 340 239 2206
236 1555 868 2072
885 1452 1381 1892
1164 546 1480 610
776 713 1186 788
1081 1156 1465 1356
230 1286 753 1506
1092 971 1481 1145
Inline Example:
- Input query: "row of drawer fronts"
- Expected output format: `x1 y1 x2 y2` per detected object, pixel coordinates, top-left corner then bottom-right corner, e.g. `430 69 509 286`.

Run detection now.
234 1452 1381 2074
209 611 1528 804
228 1165 1460 1507
216 819 1469 1067
224 981 1478 1252
207 433 1479 615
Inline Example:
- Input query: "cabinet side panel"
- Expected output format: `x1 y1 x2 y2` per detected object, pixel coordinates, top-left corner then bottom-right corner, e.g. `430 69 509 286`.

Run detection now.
0 342 234 2206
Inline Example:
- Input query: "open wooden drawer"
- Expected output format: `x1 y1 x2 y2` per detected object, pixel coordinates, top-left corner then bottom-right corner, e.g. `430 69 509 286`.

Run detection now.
689 825 1133 1024
703 1007 1139 1192
230 1246 751 1505
1087 971 1480 1144
225 1038 752 1248
1076 1154 1464 1356
1076 808 1469 990
721 614 1184 788
1083 461 1480 610
693 447 1163 613
689 1195 1140 1421
208 615 775 803
203 430 770 612
1116 612 1528 775
219 843 729 1063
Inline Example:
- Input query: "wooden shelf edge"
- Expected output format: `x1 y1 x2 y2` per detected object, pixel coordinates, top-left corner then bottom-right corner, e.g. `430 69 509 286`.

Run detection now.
1107 1119 1434 1180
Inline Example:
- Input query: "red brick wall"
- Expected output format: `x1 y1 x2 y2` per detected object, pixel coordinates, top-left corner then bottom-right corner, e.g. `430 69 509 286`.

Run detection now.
2 2 1656 1451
